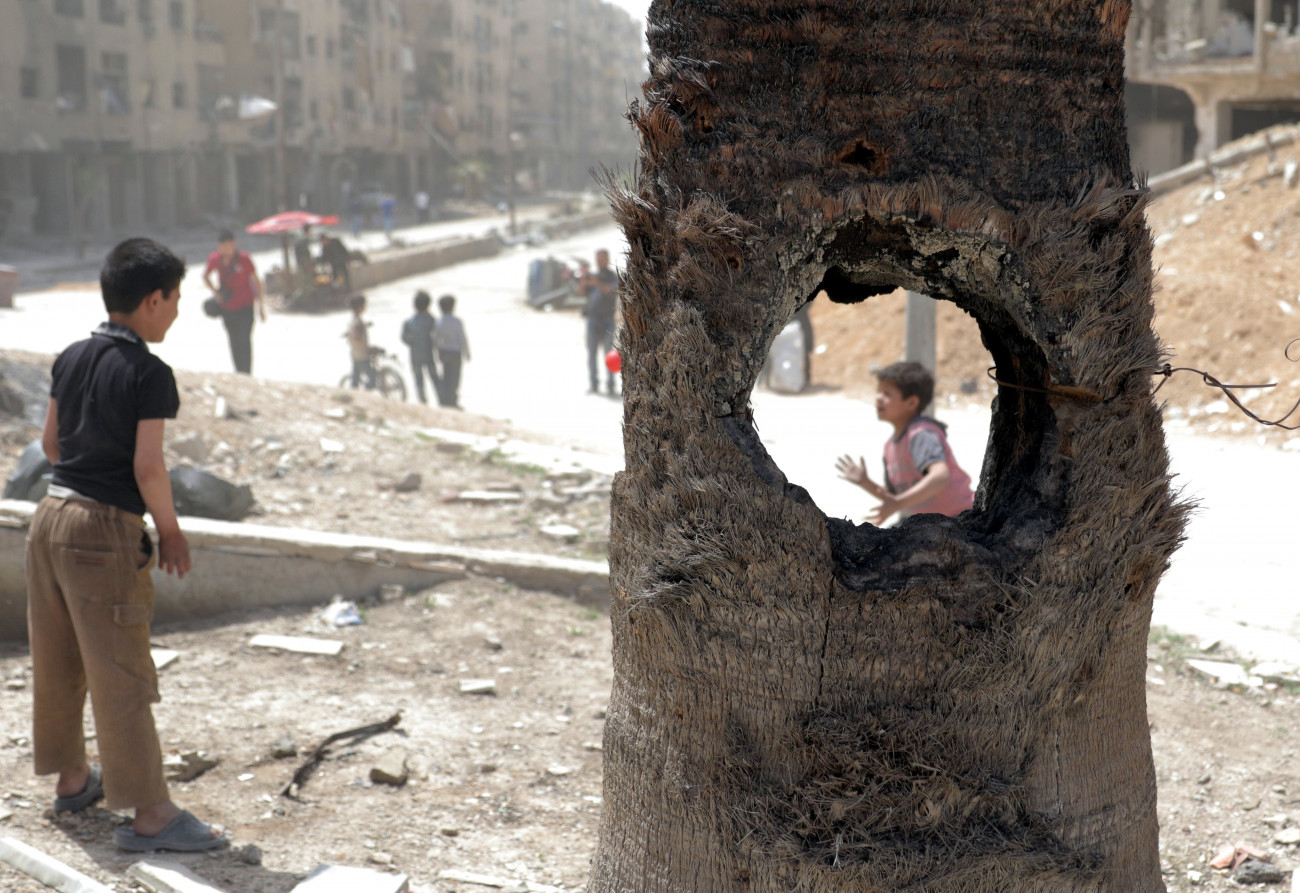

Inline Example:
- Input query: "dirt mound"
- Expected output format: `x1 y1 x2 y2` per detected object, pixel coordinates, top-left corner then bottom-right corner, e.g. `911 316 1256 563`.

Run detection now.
807 127 1300 440
0 350 613 559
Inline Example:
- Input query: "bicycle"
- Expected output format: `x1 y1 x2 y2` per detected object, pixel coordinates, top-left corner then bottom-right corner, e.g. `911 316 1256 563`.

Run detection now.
338 346 408 401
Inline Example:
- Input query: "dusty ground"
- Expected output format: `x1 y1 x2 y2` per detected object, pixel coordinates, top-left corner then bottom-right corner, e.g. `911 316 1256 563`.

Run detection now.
0 577 612 893
808 125 1300 444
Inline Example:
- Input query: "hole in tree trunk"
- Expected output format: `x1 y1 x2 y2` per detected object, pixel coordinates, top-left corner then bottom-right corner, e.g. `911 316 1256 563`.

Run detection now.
728 215 1061 596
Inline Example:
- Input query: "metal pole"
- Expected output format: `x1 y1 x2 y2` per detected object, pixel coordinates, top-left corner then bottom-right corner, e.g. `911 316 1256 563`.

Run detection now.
904 291 937 375
272 0 288 211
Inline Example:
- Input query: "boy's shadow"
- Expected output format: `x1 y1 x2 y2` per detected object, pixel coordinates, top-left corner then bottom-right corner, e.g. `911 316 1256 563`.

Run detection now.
50 808 303 892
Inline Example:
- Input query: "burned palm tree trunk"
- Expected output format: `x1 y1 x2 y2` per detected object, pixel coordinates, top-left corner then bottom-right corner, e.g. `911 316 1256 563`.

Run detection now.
595 2 1184 892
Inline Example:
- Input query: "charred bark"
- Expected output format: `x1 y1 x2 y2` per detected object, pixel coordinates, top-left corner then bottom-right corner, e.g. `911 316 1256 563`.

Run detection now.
596 2 1185 892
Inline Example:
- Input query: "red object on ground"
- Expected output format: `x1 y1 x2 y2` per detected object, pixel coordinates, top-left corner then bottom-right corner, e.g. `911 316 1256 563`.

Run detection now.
605 349 621 374
245 211 340 235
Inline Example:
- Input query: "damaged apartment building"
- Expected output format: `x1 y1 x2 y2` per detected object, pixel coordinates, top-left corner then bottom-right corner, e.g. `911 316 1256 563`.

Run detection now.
1127 0 1300 174
0 0 643 243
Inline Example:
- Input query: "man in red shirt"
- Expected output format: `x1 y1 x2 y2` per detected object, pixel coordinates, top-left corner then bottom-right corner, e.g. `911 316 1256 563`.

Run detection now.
201 230 266 374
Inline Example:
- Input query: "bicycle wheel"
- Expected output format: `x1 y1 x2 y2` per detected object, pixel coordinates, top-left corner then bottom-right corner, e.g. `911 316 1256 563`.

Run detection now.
378 365 406 401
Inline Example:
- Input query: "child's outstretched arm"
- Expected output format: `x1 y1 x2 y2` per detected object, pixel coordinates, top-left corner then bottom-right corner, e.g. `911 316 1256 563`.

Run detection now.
835 454 886 499
868 461 951 526
134 418 191 578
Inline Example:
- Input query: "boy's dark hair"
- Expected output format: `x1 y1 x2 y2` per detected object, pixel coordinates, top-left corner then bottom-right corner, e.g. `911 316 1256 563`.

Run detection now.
217 229 235 244
876 361 934 413
438 294 456 314
414 290 431 312
100 238 187 315
349 293 367 312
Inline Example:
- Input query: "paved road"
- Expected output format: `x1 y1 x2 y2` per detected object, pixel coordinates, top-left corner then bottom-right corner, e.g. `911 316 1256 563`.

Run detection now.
3 222 1297 663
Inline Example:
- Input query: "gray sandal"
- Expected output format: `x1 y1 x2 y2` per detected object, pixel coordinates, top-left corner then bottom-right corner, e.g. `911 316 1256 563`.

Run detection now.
52 766 103 813
114 810 229 852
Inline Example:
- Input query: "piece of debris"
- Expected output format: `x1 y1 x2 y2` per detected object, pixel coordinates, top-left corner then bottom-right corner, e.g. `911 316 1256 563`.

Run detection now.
1276 827 1300 845
1234 858 1288 885
1263 814 1289 829
171 433 210 464
282 713 402 799
291 864 409 893
323 407 348 420
234 844 262 866
378 584 405 602
0 808 12 823
369 749 410 787
319 438 345 453
369 852 393 866
212 396 228 420
271 737 298 760
437 869 513 888
439 827 460 837
477 762 498 774
484 634 503 651
249 635 345 656
583 741 603 752
545 765 572 777
0 835 115 893
434 441 465 455
1211 843 1269 870
393 472 421 493
319 598 364 628
459 679 496 695
1186 659 1251 687
4 679 25 691
454 490 523 504
151 649 180 671
126 857 226 893
164 751 218 782
539 524 581 542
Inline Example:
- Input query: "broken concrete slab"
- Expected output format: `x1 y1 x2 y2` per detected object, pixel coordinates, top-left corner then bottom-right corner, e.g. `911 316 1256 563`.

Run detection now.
0 835 115 893
249 635 344 656
151 648 180 670
1186 659 1252 687
0 500 608 640
126 858 227 893
369 749 409 787
459 679 496 695
539 524 581 543
292 864 410 893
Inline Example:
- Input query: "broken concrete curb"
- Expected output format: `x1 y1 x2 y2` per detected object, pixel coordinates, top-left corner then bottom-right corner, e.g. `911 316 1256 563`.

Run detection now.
0 500 609 641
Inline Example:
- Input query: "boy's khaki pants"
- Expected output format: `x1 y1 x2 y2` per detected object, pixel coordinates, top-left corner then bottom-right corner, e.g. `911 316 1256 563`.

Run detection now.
26 496 170 810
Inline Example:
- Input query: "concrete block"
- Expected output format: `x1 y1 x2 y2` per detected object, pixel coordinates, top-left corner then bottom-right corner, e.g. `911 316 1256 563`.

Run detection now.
0 835 114 893
1 500 607 641
292 864 409 893
126 858 227 893
249 635 344 656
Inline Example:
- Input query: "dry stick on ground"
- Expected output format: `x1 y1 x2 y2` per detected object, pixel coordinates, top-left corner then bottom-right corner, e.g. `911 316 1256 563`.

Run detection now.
281 712 403 799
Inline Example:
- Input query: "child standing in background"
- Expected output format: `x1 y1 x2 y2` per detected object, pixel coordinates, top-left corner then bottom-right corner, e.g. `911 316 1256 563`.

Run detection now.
435 294 470 409
835 361 973 526
401 290 439 405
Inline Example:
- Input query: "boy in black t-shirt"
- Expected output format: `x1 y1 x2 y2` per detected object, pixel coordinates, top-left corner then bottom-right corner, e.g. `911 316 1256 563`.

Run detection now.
26 238 228 852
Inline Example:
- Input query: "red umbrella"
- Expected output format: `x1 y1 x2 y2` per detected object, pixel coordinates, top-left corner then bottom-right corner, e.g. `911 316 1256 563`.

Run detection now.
245 212 340 286
245 211 339 235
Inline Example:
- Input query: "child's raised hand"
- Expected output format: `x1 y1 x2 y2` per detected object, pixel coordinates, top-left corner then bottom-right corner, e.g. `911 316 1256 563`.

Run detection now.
835 454 871 488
